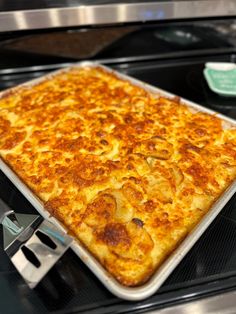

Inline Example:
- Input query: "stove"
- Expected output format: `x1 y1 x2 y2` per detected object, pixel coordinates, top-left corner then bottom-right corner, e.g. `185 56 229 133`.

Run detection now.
0 52 236 314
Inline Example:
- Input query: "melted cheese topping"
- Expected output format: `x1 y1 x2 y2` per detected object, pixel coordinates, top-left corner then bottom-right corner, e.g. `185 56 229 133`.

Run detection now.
0 66 236 286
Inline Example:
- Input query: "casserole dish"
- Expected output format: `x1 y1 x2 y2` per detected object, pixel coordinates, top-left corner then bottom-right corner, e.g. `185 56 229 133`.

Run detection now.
0 61 235 300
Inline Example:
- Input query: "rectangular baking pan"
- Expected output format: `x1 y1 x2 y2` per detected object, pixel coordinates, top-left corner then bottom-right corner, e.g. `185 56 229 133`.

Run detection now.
0 61 236 301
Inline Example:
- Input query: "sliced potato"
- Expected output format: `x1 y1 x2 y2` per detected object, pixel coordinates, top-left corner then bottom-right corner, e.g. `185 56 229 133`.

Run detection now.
145 174 173 203
134 136 173 160
122 182 144 207
110 190 134 223
84 193 116 228
104 221 154 262
171 164 184 187
127 153 151 176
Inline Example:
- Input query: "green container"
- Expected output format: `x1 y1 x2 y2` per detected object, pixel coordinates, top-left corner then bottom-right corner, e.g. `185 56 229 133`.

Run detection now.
204 64 236 97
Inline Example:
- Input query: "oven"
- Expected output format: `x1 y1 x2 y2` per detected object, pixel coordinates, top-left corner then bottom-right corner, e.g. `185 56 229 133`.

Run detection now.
1 1 236 313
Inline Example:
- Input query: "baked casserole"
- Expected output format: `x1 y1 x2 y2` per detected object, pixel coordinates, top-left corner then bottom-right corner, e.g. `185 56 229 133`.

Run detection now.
0 66 235 286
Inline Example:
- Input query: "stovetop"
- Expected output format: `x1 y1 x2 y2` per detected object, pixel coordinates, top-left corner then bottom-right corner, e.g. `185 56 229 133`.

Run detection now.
1 53 236 313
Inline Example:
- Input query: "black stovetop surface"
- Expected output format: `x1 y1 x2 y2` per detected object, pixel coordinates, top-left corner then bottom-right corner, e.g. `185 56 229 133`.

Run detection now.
1 53 236 314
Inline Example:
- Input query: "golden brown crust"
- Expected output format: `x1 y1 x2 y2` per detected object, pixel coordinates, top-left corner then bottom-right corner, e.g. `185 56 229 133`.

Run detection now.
0 66 236 286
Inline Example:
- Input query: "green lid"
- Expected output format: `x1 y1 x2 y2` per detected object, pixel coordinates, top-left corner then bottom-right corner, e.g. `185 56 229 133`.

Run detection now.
204 64 236 97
